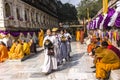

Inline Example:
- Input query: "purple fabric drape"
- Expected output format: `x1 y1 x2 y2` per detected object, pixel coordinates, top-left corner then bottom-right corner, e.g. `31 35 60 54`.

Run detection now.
97 14 103 29
115 13 120 27
93 19 97 29
0 30 37 37
103 8 115 28
9 32 21 37
0 30 9 35
90 21 93 30
23 32 28 36
30 32 34 36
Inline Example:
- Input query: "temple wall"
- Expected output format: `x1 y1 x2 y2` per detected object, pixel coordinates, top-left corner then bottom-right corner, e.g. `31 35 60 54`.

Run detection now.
0 0 58 31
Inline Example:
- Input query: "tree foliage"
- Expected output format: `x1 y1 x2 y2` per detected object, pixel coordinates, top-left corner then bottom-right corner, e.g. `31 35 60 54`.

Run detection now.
77 0 102 19
57 1 78 23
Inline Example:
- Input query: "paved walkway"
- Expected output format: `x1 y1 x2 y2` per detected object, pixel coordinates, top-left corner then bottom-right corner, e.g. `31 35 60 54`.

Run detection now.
0 42 96 80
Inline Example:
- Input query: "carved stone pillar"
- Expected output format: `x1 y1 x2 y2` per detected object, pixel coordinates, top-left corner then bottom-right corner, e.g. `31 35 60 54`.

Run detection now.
0 0 5 27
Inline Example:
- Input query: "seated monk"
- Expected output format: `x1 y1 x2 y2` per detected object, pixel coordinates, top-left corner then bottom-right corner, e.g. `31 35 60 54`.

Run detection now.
23 40 31 56
10 40 24 59
103 36 112 45
95 41 120 80
87 39 96 56
8 40 17 59
0 41 8 62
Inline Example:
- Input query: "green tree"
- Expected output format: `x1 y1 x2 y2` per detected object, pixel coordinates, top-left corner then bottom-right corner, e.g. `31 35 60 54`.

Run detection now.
57 1 78 24
77 0 102 20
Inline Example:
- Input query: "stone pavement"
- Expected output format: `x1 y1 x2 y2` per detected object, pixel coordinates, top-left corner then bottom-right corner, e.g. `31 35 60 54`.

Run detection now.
0 42 97 80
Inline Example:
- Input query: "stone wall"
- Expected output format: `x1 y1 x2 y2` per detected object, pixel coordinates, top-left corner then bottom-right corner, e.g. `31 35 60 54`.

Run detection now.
0 0 58 31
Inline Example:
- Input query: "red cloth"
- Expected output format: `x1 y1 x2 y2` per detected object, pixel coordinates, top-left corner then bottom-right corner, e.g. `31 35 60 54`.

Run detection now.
108 45 120 58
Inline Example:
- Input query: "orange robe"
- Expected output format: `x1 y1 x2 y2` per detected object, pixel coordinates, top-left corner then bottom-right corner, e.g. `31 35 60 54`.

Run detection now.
80 31 84 44
96 48 120 79
87 43 96 53
38 30 44 47
0 45 8 62
76 31 80 41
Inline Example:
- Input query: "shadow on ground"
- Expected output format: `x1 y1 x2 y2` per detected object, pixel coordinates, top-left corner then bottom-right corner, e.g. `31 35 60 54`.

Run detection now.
55 52 85 72
21 49 44 61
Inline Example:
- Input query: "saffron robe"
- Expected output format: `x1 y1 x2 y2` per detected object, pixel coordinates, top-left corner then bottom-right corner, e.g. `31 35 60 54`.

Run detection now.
38 30 44 47
23 42 30 55
96 48 120 79
0 45 8 62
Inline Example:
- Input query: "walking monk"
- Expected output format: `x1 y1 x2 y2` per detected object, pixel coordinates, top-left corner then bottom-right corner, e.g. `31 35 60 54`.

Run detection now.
80 28 84 44
38 29 44 47
41 29 57 74
0 41 8 62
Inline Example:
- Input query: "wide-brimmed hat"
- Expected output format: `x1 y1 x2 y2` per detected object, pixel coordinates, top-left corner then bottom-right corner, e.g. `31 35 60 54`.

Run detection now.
52 28 58 32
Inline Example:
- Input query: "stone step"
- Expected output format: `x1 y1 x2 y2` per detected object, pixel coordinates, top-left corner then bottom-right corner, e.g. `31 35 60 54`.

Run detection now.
109 69 120 80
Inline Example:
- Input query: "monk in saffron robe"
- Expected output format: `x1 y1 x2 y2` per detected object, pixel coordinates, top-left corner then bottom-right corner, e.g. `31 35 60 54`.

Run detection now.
38 29 44 47
76 29 80 41
80 29 84 44
95 41 120 79
0 41 8 62
87 37 97 54
10 41 24 59
23 41 31 55
8 41 16 59
87 42 96 55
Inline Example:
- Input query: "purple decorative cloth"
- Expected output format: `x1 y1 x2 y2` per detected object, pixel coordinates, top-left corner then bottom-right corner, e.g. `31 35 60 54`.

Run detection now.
115 13 120 27
30 32 34 36
97 14 103 29
0 30 37 37
103 8 115 28
0 30 9 35
10 32 21 37
93 19 96 29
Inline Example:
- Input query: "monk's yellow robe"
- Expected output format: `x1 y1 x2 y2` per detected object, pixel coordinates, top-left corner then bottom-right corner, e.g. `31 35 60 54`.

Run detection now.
0 45 8 62
23 42 30 55
11 43 24 59
8 43 16 59
76 31 80 41
38 30 44 47
95 48 120 79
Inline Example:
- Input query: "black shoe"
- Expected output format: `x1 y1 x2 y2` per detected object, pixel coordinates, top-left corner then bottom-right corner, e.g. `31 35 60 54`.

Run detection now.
91 66 96 68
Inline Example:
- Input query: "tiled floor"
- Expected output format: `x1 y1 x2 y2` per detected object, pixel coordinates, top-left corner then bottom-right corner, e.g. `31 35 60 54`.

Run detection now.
0 42 97 80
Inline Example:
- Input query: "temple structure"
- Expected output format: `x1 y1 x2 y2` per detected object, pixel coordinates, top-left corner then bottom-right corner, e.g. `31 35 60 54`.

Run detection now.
0 0 58 32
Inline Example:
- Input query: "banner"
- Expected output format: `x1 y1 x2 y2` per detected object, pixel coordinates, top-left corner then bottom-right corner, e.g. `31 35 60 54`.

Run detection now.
103 0 108 14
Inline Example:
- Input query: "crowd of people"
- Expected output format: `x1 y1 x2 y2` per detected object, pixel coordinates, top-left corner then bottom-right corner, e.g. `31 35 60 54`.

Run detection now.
86 29 120 80
0 29 44 62
0 28 72 75
41 28 72 74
